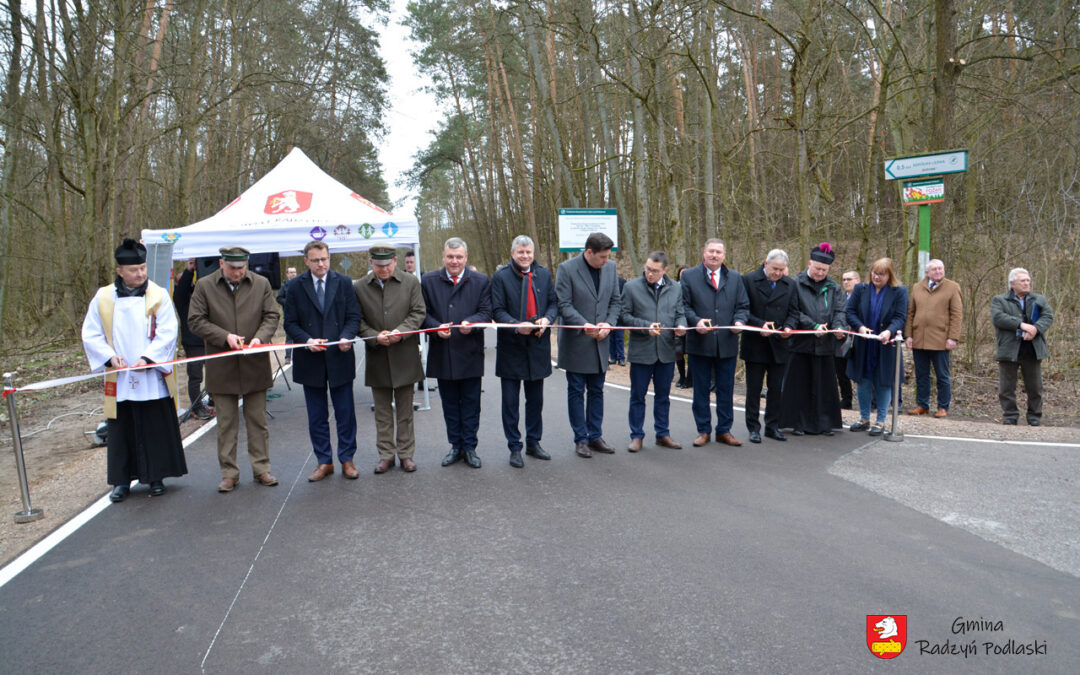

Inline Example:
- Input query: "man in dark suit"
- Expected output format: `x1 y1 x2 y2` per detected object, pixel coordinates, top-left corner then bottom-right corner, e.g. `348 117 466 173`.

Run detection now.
682 238 750 447
422 237 492 469
284 241 363 481
740 249 799 443
491 235 558 468
555 232 621 458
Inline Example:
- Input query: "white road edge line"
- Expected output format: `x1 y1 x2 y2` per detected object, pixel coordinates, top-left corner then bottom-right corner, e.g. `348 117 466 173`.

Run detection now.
0 363 291 590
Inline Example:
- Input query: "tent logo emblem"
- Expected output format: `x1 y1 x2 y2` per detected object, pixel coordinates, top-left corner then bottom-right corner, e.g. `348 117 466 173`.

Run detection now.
265 190 312 215
333 225 350 239
161 233 181 243
358 223 375 238
382 222 398 238
310 226 327 241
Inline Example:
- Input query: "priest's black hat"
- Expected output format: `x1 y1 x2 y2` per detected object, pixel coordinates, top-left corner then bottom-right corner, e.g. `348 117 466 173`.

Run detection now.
115 238 147 265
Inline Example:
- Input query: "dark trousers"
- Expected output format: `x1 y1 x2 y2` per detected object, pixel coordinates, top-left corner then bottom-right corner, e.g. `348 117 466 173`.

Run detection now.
913 348 952 410
835 355 852 405
998 357 1043 422
745 360 785 433
303 382 357 465
689 354 736 434
438 377 482 451
628 361 675 439
609 330 625 361
183 342 205 407
501 377 544 451
566 371 606 444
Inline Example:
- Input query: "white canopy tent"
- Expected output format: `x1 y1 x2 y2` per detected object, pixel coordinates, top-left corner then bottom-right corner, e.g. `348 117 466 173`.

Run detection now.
141 147 431 410
141 147 419 259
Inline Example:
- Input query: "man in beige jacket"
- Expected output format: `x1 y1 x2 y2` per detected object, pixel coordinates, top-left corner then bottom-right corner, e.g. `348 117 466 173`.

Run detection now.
905 259 963 417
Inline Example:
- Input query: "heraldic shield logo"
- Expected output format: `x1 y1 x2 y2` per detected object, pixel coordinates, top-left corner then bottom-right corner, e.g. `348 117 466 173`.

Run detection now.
867 615 907 659
264 190 312 214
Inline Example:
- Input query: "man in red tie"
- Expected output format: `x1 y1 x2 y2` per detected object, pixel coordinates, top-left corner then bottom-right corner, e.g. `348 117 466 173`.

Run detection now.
490 235 558 467
681 238 750 447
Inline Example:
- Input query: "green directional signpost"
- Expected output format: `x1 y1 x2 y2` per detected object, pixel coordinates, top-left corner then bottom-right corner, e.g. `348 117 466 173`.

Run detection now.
884 149 967 274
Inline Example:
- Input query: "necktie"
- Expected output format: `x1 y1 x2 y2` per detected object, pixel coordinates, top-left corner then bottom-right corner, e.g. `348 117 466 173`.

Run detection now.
316 278 325 310
525 272 537 318
452 274 459 285
770 280 776 290
710 271 718 290
929 281 938 291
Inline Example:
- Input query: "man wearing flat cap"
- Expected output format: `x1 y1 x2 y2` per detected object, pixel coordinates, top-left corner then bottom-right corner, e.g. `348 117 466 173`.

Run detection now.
189 246 281 492
354 245 426 473
82 239 188 502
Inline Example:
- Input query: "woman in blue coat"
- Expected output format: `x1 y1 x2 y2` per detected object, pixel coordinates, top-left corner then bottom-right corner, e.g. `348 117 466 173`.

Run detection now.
846 258 908 436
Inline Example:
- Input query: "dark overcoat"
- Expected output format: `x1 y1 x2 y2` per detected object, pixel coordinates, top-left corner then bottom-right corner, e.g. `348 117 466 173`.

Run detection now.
421 267 492 380
353 269 426 388
788 271 848 355
490 262 558 381
172 267 202 346
845 282 908 387
284 269 363 389
739 267 799 365
990 290 1054 362
555 253 621 374
681 263 750 359
188 268 279 394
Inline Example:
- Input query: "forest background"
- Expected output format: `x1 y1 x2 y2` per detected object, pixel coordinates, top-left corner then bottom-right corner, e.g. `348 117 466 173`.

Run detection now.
1 0 1077 385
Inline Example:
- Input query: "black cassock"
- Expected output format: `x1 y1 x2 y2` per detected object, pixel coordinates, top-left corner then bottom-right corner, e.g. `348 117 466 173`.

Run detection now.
107 396 188 486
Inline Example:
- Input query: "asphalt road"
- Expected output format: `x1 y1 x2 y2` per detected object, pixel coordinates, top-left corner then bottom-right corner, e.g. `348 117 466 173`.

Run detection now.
2 338 1077 673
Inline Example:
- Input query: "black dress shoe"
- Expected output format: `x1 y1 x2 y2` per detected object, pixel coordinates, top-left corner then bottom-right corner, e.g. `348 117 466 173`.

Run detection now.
748 430 762 444
149 481 166 496
464 448 482 468
1028 418 1041 427
821 430 835 437
525 444 551 460
441 448 462 466
1002 418 1017 425
575 442 592 458
588 438 615 454
849 420 870 432
109 485 130 503
791 429 805 436
764 428 787 441
509 450 524 468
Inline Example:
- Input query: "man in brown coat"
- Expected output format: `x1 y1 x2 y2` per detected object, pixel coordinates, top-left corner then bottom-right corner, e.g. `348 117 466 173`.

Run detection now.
189 246 281 492
354 245 426 474
905 259 963 418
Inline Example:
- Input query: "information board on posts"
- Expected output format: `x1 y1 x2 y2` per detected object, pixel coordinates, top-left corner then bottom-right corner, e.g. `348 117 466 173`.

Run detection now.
558 208 618 251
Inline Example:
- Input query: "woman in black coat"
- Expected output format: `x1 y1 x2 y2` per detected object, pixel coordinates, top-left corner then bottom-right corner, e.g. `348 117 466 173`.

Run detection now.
845 258 908 436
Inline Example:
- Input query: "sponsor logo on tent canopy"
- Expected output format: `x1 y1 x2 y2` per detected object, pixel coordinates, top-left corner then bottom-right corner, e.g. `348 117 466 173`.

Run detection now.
333 225 350 240
350 192 390 215
310 226 327 240
383 222 399 238
358 223 375 238
265 190 312 214
161 232 181 243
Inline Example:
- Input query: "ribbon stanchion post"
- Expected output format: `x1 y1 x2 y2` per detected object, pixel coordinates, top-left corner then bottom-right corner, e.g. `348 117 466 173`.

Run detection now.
4 372 45 523
884 332 904 442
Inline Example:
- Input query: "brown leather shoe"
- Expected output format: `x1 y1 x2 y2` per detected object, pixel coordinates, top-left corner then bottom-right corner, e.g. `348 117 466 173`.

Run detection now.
254 472 279 486
307 464 334 482
717 432 743 447
908 406 930 415
217 477 237 493
933 408 948 418
588 438 615 454
400 457 417 472
627 438 643 453
692 433 711 447
341 461 359 479
374 458 394 474
656 436 682 449
575 441 592 458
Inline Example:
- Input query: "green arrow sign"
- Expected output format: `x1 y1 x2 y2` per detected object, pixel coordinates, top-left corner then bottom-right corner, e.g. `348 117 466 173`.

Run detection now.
884 150 967 181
